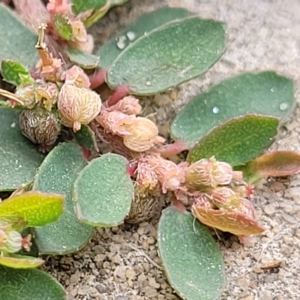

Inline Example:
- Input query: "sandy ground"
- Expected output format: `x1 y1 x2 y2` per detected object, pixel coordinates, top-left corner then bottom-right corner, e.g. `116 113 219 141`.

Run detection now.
44 0 300 299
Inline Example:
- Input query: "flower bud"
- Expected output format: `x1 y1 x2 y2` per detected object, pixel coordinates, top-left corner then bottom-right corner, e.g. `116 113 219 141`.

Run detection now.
19 107 61 152
107 96 142 115
96 110 135 136
146 154 185 193
0 230 22 253
58 84 102 132
15 85 36 109
209 186 241 210
136 159 159 192
65 65 90 88
185 156 233 189
70 34 94 54
123 117 165 152
125 185 163 224
35 82 59 111
71 20 88 42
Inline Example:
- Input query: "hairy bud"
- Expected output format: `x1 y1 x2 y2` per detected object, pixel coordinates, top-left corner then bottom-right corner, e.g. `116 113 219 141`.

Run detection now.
35 82 59 111
19 107 61 152
107 96 142 115
185 156 233 189
58 84 102 132
65 65 90 88
123 117 165 152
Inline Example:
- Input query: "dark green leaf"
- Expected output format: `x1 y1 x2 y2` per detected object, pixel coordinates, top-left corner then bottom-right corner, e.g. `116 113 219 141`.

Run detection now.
33 143 93 255
188 115 279 166
96 7 194 70
73 125 97 150
1 60 32 86
157 207 225 300
0 107 45 191
106 15 226 95
72 0 106 15
0 4 38 67
171 72 294 147
73 153 134 226
0 265 66 300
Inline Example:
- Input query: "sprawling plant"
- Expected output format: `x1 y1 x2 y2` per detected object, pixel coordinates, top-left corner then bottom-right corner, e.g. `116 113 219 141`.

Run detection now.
0 1 299 299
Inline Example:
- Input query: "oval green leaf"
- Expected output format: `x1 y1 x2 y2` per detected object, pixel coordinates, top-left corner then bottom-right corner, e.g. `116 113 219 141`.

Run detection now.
0 107 45 191
106 15 226 95
157 206 225 300
0 265 66 300
188 115 279 166
96 7 194 70
73 153 134 226
0 254 44 269
65 48 100 69
171 72 294 147
242 151 300 183
33 143 94 255
0 192 64 227
0 4 38 67
72 0 106 15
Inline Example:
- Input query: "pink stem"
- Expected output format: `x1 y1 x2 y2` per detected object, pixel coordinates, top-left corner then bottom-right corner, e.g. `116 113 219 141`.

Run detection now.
153 140 189 158
90 69 107 89
105 85 130 107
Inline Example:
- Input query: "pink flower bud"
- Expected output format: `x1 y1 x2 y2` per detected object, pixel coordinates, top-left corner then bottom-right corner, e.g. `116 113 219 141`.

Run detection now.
96 110 135 136
185 156 233 189
36 82 59 111
47 0 72 14
19 107 61 152
107 96 142 115
58 84 102 132
70 34 94 54
209 186 241 210
123 117 165 152
146 155 185 193
65 66 90 88
135 159 159 192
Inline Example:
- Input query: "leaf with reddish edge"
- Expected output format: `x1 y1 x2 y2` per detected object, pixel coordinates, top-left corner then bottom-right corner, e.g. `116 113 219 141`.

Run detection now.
242 151 300 183
192 200 265 236
0 254 44 269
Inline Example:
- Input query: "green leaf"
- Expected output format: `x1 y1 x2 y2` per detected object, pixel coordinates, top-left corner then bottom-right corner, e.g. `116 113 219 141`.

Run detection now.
0 107 45 191
0 254 44 269
171 72 294 147
0 265 66 300
188 115 279 166
53 14 74 41
106 15 226 95
73 153 134 226
72 0 106 15
65 48 100 69
157 207 225 300
97 7 194 70
0 4 38 67
1 60 32 86
242 151 300 183
0 192 64 227
33 143 93 255
73 125 97 150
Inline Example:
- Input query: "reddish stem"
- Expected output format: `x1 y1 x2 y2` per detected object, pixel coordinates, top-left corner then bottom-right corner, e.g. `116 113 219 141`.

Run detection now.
105 85 130 107
90 69 107 89
152 140 189 158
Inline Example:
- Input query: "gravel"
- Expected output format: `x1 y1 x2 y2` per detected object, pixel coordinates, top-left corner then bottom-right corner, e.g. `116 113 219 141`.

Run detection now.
44 0 300 299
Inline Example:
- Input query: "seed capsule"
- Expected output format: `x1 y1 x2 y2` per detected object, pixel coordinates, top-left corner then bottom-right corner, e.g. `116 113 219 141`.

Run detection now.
19 107 61 152
58 83 102 132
